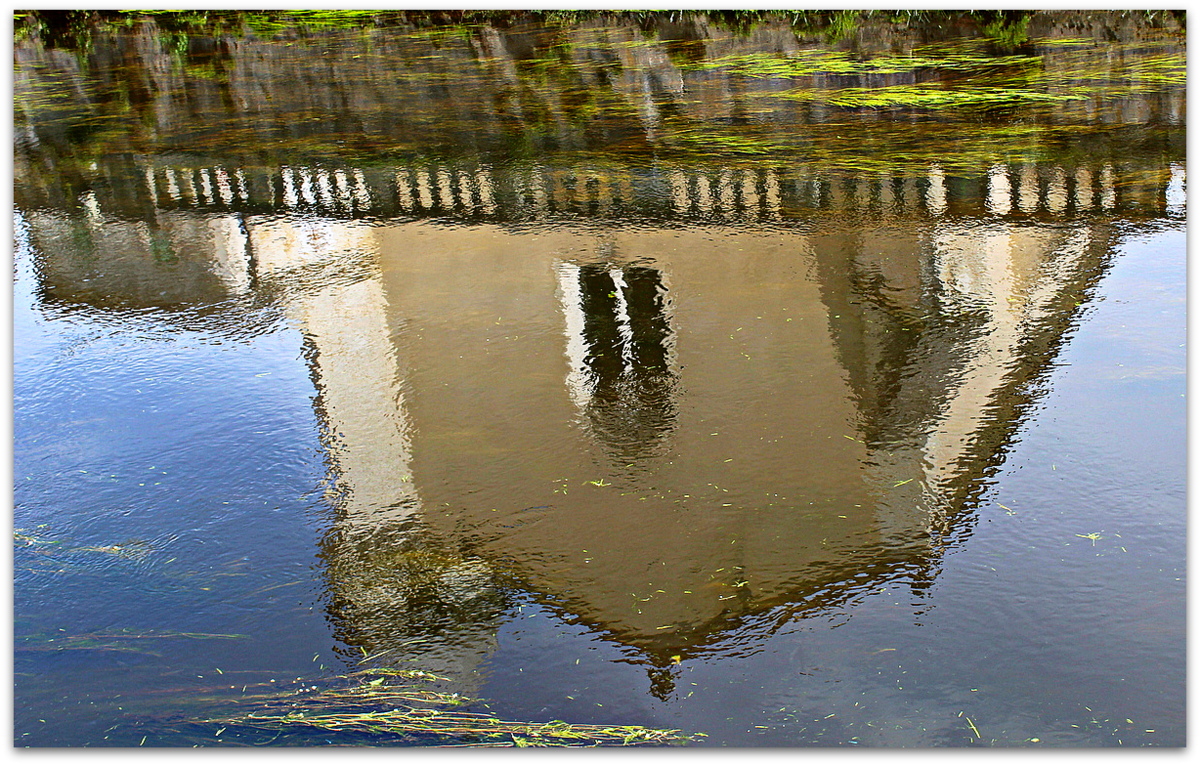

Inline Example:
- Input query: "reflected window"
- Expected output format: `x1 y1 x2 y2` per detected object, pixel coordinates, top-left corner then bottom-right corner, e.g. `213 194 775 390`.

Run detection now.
558 261 678 464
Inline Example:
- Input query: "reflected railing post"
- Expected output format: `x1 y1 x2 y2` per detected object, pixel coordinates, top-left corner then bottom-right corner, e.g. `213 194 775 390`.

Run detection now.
986 164 1012 217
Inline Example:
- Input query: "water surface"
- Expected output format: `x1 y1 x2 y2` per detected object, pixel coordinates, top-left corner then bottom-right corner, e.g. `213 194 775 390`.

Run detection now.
12 10 1186 747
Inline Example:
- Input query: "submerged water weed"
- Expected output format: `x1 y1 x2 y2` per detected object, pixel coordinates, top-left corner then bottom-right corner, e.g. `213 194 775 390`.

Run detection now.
687 41 1184 112
1029 54 1186 87
661 130 792 157
15 629 246 657
14 528 60 547
763 84 1091 109
691 49 1043 79
185 673 698 746
651 117 1137 175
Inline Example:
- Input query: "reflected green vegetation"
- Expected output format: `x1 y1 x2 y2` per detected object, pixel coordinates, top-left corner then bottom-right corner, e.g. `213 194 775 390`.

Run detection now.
13 9 1184 181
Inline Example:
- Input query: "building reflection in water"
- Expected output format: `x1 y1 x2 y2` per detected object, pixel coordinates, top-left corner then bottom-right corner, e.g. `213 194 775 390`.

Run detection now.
17 155 1180 699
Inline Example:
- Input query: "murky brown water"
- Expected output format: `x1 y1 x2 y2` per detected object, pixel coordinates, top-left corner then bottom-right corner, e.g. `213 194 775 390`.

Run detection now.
13 11 1185 747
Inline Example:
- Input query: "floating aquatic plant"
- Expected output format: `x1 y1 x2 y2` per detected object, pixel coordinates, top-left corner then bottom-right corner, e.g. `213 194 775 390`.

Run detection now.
765 83 1093 109
181 671 699 746
683 40 1184 112
690 49 1043 79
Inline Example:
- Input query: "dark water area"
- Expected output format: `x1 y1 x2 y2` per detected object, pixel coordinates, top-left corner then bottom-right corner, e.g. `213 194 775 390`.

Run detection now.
11 10 1186 747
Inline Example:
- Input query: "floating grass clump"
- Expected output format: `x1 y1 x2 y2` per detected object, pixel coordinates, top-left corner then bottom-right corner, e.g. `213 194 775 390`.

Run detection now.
199 707 690 747
186 670 699 747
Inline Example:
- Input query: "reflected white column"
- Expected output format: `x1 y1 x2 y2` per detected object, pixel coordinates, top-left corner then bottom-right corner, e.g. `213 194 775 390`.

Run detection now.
740 169 761 221
717 168 735 218
199 168 215 206
235 168 249 202
476 167 497 215
764 169 782 220
282 167 299 208
143 166 158 208
415 170 434 209
80 190 102 228
299 168 317 206
353 169 371 210
695 174 713 214
1017 164 1039 214
1046 167 1068 214
669 169 691 216
165 167 181 201
215 167 234 205
512 175 528 214
181 168 199 206
437 169 456 210
925 164 947 217
1100 164 1116 210
205 215 252 293
457 170 476 214
986 164 1012 216
609 268 636 369
334 169 352 211
395 169 414 212
317 168 335 210
1166 162 1186 213
1074 167 1093 210
530 169 549 216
